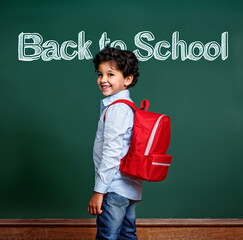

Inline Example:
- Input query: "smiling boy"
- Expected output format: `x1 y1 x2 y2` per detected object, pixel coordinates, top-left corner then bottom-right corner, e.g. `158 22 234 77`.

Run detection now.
88 46 142 240
97 61 131 96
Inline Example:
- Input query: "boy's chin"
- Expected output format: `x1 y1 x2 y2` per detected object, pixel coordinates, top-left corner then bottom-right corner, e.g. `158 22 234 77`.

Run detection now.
100 89 125 96
101 89 116 96
102 91 111 96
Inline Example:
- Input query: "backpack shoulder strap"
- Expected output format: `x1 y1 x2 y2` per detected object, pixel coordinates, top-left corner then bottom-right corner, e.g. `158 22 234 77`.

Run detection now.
103 99 138 122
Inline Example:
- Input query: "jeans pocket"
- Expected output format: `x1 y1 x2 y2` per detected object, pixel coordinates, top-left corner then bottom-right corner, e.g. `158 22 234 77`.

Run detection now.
107 192 129 208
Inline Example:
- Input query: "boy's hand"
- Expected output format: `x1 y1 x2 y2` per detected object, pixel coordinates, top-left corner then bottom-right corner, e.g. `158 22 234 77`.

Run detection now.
88 192 104 215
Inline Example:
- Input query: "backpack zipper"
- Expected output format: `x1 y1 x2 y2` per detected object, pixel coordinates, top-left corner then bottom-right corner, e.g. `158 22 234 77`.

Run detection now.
144 115 164 156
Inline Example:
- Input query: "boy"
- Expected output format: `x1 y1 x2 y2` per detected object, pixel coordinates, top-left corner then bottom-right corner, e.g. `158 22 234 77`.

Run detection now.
88 46 142 240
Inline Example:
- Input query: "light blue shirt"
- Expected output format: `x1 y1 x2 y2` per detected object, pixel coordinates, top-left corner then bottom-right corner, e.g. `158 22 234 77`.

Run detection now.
93 90 142 200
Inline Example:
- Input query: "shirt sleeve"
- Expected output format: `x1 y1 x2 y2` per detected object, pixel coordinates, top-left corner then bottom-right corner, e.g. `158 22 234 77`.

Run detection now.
94 105 130 194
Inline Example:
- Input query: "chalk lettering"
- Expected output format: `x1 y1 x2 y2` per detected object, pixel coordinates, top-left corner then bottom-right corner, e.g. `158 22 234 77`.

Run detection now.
110 40 127 50
172 31 188 61
187 41 204 61
42 40 61 61
204 41 221 61
221 32 228 60
99 32 111 50
60 41 77 60
134 31 155 61
78 31 93 60
18 33 43 61
18 31 229 62
154 41 171 60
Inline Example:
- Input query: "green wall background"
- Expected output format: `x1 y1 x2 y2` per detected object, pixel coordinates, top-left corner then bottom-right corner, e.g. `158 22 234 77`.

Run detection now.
0 0 242 218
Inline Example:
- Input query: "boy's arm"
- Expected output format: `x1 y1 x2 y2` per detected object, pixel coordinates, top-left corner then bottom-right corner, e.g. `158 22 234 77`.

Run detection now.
94 105 131 194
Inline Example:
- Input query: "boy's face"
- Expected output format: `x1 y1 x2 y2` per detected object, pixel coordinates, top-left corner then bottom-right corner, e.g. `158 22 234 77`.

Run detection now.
97 61 133 96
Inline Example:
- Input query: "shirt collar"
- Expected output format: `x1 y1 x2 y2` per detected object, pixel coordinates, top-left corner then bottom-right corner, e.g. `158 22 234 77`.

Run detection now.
101 90 130 107
100 90 131 114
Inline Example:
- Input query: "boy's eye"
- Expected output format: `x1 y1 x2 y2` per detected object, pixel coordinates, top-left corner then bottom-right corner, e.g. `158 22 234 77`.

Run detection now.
108 73 114 76
98 73 102 77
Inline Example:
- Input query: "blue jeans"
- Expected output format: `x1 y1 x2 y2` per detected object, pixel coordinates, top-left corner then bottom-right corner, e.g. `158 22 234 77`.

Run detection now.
96 192 139 240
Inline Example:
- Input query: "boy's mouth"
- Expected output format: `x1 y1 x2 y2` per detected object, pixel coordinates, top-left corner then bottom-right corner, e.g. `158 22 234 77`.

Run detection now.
101 85 111 89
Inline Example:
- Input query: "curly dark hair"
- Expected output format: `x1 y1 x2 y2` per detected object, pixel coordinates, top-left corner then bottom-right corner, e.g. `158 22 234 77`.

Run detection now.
93 46 139 88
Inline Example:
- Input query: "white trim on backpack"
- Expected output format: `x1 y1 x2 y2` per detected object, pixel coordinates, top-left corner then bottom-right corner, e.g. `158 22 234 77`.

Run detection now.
144 115 165 156
152 162 171 166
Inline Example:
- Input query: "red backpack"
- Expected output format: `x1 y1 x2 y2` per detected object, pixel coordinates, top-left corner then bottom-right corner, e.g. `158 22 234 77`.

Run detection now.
104 99 172 182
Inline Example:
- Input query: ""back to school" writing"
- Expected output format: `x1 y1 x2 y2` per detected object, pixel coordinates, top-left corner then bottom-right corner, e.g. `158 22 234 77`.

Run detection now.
18 31 228 62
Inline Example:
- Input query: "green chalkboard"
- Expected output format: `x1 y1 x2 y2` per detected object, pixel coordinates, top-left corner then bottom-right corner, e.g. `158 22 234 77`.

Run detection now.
0 0 243 218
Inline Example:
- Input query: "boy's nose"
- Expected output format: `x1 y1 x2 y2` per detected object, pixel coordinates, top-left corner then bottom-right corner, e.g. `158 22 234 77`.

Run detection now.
101 76 107 83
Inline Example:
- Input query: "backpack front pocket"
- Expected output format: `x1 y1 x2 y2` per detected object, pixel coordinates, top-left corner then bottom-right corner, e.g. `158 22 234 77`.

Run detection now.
147 154 172 181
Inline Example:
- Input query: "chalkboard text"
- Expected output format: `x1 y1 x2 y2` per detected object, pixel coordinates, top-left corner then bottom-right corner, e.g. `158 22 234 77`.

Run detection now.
18 31 228 62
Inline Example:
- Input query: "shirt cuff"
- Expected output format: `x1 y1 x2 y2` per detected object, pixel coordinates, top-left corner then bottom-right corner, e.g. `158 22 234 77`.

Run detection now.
94 179 109 194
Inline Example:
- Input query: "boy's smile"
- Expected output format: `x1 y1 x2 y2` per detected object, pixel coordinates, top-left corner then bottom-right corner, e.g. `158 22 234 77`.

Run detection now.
97 61 133 96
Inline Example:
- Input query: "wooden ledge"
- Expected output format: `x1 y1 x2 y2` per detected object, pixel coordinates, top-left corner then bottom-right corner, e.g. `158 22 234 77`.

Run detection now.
0 218 242 227
0 219 243 240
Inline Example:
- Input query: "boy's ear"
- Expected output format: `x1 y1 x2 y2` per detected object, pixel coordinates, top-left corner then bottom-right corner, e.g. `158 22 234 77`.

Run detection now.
124 74 133 87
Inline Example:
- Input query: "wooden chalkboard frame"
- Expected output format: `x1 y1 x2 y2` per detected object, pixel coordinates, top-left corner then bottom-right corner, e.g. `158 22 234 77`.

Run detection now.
0 219 243 240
